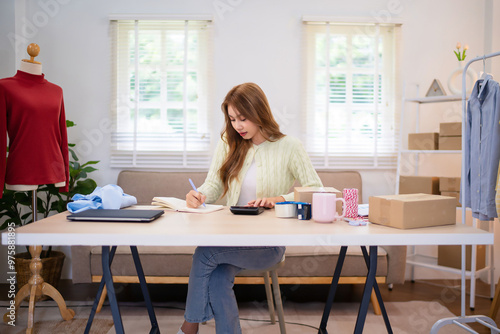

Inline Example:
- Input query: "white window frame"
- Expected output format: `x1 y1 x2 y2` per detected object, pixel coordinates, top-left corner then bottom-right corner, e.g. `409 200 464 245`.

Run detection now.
109 15 213 170
302 18 401 169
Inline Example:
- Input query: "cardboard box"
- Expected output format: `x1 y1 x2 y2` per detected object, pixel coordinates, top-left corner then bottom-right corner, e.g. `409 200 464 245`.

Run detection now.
294 187 342 213
440 191 461 207
439 122 462 137
399 176 440 195
439 177 461 192
368 193 456 229
408 133 439 150
438 245 486 270
438 136 461 150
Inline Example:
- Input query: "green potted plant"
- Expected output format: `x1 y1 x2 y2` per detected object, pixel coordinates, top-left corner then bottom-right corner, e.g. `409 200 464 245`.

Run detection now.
0 120 99 293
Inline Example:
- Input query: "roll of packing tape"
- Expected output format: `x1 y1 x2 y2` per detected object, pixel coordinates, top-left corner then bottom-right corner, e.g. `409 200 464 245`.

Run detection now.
297 202 311 220
275 201 297 218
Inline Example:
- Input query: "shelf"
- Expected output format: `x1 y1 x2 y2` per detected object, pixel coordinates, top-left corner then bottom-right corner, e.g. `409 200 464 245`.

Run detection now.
406 253 491 276
405 94 465 104
400 150 461 154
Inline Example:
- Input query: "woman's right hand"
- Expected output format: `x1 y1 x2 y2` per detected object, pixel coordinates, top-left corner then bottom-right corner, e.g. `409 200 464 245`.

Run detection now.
186 190 207 208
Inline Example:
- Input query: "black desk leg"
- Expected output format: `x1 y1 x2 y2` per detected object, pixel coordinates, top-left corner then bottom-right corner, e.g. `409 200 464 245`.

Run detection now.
360 246 393 333
130 246 160 334
102 246 125 334
318 246 348 334
85 246 117 334
354 246 378 334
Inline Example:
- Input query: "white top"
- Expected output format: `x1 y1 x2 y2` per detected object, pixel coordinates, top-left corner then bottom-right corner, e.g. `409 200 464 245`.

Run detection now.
2 206 493 247
236 158 257 206
18 61 42 75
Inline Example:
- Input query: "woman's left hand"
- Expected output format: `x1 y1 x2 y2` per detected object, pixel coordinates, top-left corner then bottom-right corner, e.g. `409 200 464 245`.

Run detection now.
248 196 285 209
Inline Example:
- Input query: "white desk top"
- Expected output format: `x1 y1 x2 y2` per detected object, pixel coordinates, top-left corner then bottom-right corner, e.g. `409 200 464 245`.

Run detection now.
2 206 493 247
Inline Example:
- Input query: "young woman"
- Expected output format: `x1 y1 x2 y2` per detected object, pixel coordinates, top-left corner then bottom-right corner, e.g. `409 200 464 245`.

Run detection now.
179 82 322 334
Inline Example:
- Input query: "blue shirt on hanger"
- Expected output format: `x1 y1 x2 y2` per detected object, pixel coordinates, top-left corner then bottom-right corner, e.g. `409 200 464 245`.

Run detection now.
462 74 500 220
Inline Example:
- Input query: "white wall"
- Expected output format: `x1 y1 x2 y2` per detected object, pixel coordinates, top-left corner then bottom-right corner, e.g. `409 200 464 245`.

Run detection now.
0 0 499 282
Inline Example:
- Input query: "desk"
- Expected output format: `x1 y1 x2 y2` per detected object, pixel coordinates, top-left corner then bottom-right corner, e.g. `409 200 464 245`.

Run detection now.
2 207 494 333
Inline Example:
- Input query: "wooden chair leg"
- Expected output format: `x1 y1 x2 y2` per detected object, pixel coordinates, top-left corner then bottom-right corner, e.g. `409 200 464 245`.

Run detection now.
263 271 276 324
489 277 500 319
371 289 381 315
270 270 286 334
96 286 108 313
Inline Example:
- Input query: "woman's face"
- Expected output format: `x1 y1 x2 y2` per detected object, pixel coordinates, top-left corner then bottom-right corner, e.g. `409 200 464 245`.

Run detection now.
228 105 265 145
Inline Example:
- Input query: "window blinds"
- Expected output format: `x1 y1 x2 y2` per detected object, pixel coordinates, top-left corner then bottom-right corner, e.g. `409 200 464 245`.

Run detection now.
302 21 401 169
110 19 213 169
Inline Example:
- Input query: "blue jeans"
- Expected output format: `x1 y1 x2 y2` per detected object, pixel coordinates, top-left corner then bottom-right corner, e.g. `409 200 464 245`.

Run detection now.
184 246 286 334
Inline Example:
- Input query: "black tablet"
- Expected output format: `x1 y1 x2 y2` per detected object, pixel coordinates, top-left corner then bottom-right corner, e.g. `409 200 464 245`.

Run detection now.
230 206 265 215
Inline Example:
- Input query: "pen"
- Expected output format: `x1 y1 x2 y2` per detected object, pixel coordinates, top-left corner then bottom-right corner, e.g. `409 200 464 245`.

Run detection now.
188 178 206 207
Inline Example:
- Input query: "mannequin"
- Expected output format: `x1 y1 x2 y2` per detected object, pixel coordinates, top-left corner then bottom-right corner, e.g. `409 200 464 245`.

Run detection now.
0 43 68 197
1 44 74 333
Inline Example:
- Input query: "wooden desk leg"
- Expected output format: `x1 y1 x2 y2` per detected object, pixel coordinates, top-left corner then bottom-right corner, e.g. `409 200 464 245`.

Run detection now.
2 245 75 334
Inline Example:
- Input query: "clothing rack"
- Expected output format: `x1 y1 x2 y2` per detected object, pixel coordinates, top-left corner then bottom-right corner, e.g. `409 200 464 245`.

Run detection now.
431 50 500 333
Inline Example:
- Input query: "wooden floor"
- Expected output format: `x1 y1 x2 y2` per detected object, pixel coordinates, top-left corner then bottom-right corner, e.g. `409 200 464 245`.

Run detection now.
1 278 498 333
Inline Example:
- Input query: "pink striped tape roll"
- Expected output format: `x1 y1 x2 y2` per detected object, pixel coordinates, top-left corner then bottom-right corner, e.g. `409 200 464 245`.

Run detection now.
342 188 358 218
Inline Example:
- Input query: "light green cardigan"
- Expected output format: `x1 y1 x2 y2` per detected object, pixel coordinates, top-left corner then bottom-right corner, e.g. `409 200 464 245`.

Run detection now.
198 135 323 206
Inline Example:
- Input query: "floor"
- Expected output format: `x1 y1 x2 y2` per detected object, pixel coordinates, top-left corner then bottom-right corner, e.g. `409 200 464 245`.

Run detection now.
0 279 498 333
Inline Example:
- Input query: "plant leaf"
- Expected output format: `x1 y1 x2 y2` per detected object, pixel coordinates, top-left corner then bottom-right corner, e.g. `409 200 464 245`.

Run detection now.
69 147 78 161
81 161 100 167
72 179 97 195
82 166 98 173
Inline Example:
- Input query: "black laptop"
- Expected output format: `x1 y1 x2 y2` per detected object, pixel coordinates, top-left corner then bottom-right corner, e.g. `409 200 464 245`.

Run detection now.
67 209 164 222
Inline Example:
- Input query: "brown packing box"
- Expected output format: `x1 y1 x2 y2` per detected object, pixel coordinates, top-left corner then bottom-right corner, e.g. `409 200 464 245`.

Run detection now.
438 136 461 150
368 193 456 229
440 191 461 207
439 177 461 192
439 122 462 137
437 245 486 270
294 187 342 213
408 133 439 150
399 176 440 195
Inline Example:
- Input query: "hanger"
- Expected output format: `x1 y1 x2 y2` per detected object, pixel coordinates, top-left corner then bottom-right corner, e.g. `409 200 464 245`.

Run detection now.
479 54 494 80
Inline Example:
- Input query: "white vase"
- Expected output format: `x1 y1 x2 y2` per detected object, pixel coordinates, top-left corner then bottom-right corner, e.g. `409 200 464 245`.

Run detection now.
447 61 478 95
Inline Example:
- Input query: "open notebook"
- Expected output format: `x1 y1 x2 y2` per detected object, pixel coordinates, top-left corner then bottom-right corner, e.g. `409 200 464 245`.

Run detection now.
152 197 223 214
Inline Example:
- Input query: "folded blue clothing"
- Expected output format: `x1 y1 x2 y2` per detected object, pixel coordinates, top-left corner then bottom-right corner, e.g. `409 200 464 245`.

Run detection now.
67 184 138 213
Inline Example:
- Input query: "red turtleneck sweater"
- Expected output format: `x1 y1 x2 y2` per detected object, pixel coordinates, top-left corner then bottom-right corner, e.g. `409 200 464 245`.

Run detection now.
0 70 69 198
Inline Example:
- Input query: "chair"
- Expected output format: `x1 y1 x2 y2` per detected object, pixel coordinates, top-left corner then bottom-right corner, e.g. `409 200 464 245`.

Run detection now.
239 255 286 334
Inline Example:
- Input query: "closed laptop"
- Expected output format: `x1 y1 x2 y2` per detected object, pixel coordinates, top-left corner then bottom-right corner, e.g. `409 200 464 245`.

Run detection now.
67 209 164 222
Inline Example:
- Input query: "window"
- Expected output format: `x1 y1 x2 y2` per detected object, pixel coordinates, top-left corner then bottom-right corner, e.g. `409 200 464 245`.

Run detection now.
110 18 213 169
303 20 401 169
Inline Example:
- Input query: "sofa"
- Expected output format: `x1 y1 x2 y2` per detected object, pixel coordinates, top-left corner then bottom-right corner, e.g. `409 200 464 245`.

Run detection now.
71 170 406 310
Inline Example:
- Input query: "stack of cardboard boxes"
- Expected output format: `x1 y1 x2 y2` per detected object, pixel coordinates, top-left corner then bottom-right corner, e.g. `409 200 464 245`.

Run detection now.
407 122 461 150
439 177 461 207
438 122 461 150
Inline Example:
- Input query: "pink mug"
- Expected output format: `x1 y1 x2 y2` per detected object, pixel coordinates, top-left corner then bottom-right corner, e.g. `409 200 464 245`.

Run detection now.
312 193 346 223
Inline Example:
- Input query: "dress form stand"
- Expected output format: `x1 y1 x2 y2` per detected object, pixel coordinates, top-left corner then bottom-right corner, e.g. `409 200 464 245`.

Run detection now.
2 43 74 334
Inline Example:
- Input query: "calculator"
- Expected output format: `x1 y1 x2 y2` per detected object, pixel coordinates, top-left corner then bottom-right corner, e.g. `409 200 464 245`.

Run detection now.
230 206 265 215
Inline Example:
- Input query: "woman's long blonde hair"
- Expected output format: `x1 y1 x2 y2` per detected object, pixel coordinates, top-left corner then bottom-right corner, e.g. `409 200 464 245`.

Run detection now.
219 83 284 197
